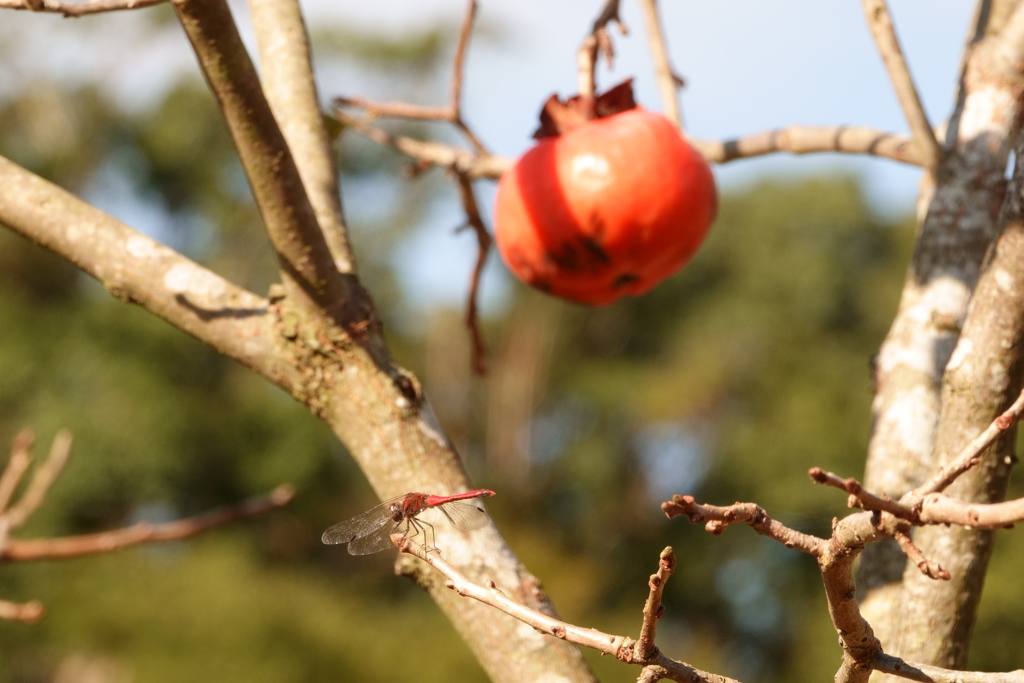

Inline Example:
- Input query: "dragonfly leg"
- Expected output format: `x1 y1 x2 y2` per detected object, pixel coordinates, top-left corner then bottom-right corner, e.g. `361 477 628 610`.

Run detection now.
420 519 439 554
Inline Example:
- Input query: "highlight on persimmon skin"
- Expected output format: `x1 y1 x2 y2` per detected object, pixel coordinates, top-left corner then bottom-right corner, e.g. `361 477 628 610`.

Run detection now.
494 108 717 306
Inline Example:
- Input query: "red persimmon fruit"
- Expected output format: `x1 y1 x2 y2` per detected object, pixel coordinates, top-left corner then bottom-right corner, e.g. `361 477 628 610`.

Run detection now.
494 83 717 306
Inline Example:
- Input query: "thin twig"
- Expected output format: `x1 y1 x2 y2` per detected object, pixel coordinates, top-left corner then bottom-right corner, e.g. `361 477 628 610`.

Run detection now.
893 530 950 580
334 112 510 179
454 175 491 376
578 0 625 107
634 547 675 661
397 536 740 683
0 0 165 16
808 467 916 520
449 0 487 154
335 97 452 122
911 387 1024 499
0 598 44 624
0 430 34 513
335 0 487 155
860 0 943 171
3 484 294 562
6 430 72 530
400 536 631 656
873 653 1024 683
661 494 827 556
637 0 683 129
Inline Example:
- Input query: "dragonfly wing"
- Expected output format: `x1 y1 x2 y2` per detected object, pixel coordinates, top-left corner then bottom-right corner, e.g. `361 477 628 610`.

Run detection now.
347 520 402 555
321 496 402 545
436 500 490 532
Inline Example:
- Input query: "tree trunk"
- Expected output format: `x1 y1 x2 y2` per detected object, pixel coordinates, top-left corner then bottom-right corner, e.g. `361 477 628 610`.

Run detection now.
859 1 1024 675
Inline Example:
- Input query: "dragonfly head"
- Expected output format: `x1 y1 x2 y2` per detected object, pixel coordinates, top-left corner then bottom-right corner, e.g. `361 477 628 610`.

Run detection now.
388 501 404 522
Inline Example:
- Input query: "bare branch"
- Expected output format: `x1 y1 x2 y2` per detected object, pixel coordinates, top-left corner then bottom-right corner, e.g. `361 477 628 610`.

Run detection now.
661 494 827 556
248 0 356 274
334 0 487 154
335 97 452 121
5 430 72 530
397 536 739 683
873 653 1024 683
692 125 920 166
919 492 1024 529
174 0 350 314
334 112 510 180
860 0 942 171
400 536 631 656
3 484 293 562
577 0 625 108
634 546 675 662
808 467 916 520
0 0 165 17
454 174 491 375
342 115 922 181
911 387 1024 499
449 0 487 154
637 0 683 129
0 598 44 624
893 530 950 580
0 156 288 386
0 430 34 513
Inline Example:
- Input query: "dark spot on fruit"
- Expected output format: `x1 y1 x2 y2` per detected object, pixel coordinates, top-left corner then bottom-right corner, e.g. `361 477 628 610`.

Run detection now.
547 243 582 272
612 273 639 289
580 235 610 264
589 213 607 240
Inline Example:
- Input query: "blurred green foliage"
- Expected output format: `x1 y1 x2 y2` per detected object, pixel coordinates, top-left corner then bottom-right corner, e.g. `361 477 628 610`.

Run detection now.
0 18 1021 683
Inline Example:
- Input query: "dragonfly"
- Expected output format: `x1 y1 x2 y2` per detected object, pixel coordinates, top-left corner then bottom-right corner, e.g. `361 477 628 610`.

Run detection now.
321 489 495 555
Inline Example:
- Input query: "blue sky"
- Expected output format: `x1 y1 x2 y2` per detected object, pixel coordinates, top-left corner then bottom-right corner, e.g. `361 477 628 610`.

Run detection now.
1 1 976 311
314 1 972 311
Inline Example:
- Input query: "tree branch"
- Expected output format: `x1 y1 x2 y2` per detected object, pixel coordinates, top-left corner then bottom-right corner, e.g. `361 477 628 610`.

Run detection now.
860 0 942 171
808 467 917 520
2 484 294 562
397 536 739 683
692 125 920 166
873 653 1024 683
333 111 511 178
858 5 1024 655
637 0 683 129
339 116 923 184
454 174 491 375
0 155 289 386
247 0 356 275
910 387 1024 500
333 0 487 154
0 0 165 16
918 492 1024 529
4 430 71 530
173 0 350 314
449 0 487 154
634 546 675 662
0 598 45 624
892 530 950 580
661 495 827 556
577 0 625 109
0 430 34 513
